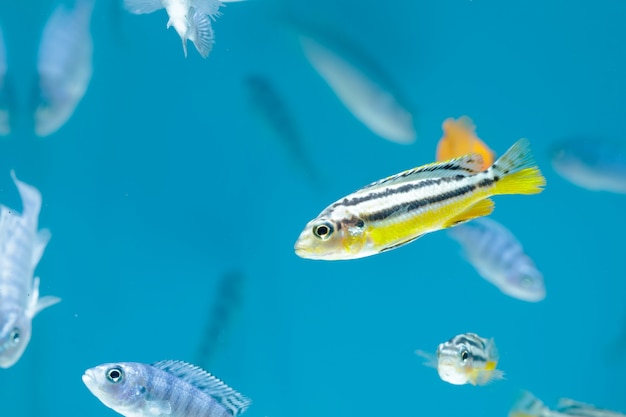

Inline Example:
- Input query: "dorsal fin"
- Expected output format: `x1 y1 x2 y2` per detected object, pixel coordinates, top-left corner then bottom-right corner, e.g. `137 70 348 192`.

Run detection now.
361 153 485 191
152 360 251 416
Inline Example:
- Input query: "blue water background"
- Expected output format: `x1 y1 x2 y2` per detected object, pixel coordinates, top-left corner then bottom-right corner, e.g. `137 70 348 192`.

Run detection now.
0 0 625 416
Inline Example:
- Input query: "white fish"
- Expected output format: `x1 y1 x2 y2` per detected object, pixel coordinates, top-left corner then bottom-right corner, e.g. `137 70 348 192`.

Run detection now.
0 26 11 136
83 360 251 416
510 391 626 417
297 24 416 144
448 217 546 302
124 0 243 58
0 171 61 368
35 0 94 137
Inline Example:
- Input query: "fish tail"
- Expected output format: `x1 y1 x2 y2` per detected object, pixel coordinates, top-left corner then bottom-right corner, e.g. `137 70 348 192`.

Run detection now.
491 138 546 195
509 391 547 417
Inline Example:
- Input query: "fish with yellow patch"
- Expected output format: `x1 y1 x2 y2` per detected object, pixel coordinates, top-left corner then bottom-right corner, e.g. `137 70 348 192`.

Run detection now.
294 138 545 260
416 332 504 386
436 116 495 170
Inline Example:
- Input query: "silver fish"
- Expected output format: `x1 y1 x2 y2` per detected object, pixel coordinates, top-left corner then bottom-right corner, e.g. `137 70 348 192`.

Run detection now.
510 391 626 417
448 217 546 302
83 360 251 417
295 22 416 144
0 26 10 136
416 332 504 386
551 137 626 194
0 171 60 368
123 0 244 58
34 0 94 137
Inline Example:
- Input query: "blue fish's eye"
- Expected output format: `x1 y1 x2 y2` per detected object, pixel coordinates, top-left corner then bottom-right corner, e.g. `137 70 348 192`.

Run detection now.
313 221 334 240
460 349 469 362
10 328 20 344
106 367 124 383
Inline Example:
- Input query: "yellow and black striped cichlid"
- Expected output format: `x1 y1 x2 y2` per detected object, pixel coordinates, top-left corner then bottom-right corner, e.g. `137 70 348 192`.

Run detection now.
294 138 546 260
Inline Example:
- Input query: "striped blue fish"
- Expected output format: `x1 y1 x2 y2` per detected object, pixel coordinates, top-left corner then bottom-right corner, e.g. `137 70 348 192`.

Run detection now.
0 171 60 368
82 360 251 417
448 217 545 302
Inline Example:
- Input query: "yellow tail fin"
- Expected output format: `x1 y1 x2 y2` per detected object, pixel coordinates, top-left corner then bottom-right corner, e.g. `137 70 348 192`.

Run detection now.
491 139 546 195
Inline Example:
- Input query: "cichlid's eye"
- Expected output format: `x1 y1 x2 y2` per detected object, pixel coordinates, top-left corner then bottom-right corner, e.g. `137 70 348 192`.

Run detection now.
460 349 469 362
106 367 124 383
313 221 334 240
9 328 20 344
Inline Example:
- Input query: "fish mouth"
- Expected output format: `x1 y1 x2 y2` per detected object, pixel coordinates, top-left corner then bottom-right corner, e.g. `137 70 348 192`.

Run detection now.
82 369 97 390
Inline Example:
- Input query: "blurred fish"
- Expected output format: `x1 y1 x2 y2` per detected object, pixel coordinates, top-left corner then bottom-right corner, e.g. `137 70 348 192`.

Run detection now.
245 75 321 184
510 391 626 417
0 26 11 136
0 171 61 368
196 270 245 369
83 360 251 416
416 332 504 386
551 137 626 194
295 23 416 144
448 217 545 302
124 0 244 58
436 116 494 170
34 0 94 137
295 138 545 260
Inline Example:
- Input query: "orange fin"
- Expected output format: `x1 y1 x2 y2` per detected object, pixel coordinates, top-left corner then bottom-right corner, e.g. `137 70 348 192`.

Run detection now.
443 198 495 229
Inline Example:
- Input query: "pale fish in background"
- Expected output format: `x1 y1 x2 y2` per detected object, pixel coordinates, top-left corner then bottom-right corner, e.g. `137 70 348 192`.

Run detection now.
0 26 11 136
510 391 626 417
34 0 94 137
416 332 504 386
296 23 416 144
551 137 626 194
0 171 61 368
436 116 495 170
295 139 545 261
83 360 251 417
448 217 545 302
196 270 245 370
245 75 322 184
124 0 245 58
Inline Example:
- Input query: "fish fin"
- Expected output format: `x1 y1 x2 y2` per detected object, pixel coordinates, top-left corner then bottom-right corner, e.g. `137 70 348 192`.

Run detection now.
491 139 546 195
32 228 52 267
27 277 61 318
189 8 214 58
193 0 222 16
146 400 172 415
11 170 43 219
362 154 485 191
414 350 438 369
555 398 608 414
485 338 500 362
473 366 505 385
442 198 494 229
123 0 163 14
152 360 251 416
509 391 547 417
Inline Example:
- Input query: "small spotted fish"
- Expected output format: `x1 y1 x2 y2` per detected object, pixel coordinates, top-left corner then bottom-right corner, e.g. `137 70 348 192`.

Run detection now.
416 332 504 386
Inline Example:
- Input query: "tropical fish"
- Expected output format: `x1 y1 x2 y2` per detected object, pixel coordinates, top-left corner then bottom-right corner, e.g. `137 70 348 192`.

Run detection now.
83 360 251 417
244 75 321 184
196 270 245 369
510 390 626 417
296 23 416 144
34 0 94 137
551 137 626 194
448 217 545 302
294 138 546 260
436 116 494 170
416 332 504 386
0 171 61 368
123 0 244 58
0 26 11 136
